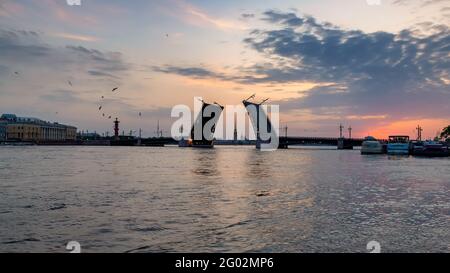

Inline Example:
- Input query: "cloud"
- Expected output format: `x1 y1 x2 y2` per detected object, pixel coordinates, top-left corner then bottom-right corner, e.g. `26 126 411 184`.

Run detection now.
65 45 129 72
0 27 132 128
152 64 268 85
0 29 49 60
50 32 99 42
154 10 450 122
88 70 120 79
159 0 246 31
41 0 98 26
40 89 85 103
240 13 255 20
241 11 449 119
393 0 450 7
420 0 450 7
0 29 130 79
153 66 229 80
0 65 9 78
0 1 25 17
347 115 388 120
392 0 450 22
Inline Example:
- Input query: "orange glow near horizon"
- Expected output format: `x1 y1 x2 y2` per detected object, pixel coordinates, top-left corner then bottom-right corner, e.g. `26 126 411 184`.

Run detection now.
363 119 449 140
179 76 322 102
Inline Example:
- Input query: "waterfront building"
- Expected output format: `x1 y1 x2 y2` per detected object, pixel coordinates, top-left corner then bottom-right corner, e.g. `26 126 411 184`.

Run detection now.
1 114 77 142
77 132 102 140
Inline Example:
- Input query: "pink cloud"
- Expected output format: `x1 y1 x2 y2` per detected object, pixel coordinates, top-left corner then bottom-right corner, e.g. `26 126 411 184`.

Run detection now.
36 0 99 27
50 32 100 42
157 0 246 31
0 1 25 17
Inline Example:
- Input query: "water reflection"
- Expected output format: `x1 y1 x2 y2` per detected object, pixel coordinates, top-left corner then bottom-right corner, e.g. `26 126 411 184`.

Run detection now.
246 151 273 179
191 149 220 178
0 146 448 253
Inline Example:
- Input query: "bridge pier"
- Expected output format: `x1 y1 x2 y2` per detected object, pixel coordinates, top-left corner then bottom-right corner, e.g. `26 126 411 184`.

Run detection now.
337 138 354 150
278 143 289 149
278 138 289 149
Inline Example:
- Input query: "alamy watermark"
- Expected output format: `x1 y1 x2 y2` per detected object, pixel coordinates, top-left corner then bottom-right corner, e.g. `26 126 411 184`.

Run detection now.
65 240 380 253
171 97 279 151
366 0 382 6
66 241 81 253
367 241 381 253
66 0 81 6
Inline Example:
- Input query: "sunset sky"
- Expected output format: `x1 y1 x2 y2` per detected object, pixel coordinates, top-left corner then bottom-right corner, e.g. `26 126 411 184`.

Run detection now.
0 0 449 139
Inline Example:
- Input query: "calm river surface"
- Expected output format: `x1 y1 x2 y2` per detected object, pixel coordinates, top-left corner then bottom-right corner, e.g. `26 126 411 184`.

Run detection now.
0 146 449 253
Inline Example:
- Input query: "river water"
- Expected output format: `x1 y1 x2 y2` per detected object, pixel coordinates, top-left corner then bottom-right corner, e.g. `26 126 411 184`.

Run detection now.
0 146 449 253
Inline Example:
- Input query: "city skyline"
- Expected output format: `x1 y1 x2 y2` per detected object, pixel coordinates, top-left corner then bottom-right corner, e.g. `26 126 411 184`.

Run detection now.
1 0 449 139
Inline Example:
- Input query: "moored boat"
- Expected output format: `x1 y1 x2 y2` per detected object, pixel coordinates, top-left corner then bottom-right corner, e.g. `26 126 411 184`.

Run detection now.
412 141 450 157
178 137 191 147
361 136 384 154
178 125 192 147
387 135 410 155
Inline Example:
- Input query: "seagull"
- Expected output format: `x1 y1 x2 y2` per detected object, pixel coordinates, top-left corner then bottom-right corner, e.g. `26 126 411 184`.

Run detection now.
166 34 169 38
139 112 142 117
102 113 105 117
108 116 112 119
14 71 19 75
99 106 102 111
68 80 72 86
112 87 119 92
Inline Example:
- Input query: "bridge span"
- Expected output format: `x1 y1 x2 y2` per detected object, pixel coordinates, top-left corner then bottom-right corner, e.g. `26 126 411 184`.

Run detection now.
139 136 385 149
279 137 366 147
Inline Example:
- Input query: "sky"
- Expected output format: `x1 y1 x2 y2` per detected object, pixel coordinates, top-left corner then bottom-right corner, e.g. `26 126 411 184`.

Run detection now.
0 0 449 139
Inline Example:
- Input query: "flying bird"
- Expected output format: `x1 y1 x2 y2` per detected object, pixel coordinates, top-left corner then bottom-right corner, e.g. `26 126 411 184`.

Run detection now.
166 34 169 38
99 106 102 111
14 72 19 75
112 87 119 92
139 112 142 117
68 80 72 86
102 113 105 117
108 116 112 119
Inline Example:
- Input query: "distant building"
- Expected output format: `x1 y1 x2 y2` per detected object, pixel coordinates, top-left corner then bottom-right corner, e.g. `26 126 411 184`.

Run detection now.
77 131 102 140
1 114 77 142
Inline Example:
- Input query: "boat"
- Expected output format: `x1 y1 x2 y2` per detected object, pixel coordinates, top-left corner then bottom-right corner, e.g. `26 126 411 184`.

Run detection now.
387 135 410 155
411 141 423 154
178 137 191 147
361 136 384 154
178 125 192 147
412 141 450 157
